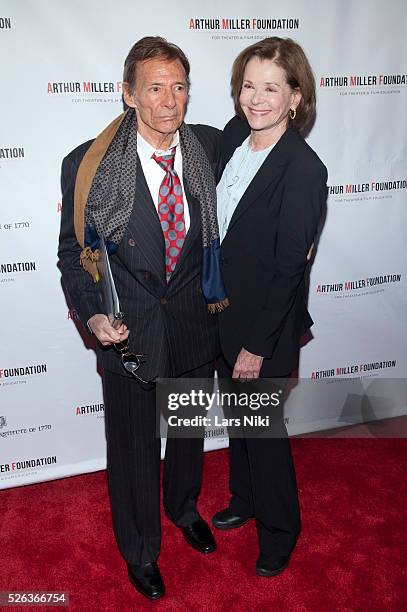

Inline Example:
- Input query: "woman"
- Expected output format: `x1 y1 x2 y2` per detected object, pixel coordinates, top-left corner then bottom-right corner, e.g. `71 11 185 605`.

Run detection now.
212 37 327 576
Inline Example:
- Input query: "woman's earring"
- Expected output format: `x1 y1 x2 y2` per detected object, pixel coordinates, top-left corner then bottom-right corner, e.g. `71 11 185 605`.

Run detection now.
289 108 296 120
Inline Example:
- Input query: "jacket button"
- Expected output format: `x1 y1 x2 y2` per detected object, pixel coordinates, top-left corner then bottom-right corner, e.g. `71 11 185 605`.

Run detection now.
160 298 168 304
128 238 135 247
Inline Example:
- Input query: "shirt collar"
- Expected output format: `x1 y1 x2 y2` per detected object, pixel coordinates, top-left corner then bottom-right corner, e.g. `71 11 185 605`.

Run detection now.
137 130 180 165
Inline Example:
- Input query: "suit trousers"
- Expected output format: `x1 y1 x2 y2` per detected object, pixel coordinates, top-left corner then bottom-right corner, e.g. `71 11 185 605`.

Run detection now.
102 360 214 566
217 354 301 558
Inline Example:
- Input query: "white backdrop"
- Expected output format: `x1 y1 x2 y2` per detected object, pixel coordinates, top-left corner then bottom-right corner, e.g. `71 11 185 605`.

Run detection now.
1 0 406 488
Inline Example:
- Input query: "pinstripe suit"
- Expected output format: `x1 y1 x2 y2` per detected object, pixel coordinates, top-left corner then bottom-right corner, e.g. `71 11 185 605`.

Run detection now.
58 124 220 564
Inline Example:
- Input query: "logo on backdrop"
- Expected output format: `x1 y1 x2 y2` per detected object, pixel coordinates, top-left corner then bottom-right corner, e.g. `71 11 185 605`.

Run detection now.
0 17 12 29
204 426 226 439
47 80 122 105
0 220 30 232
0 456 57 478
75 403 104 418
0 147 24 159
315 274 403 299
310 359 397 379
0 419 52 439
0 147 25 170
328 179 407 203
0 260 37 284
0 416 6 429
0 363 47 388
319 73 407 97
1 261 35 273
188 16 300 40
188 17 299 30
67 308 79 321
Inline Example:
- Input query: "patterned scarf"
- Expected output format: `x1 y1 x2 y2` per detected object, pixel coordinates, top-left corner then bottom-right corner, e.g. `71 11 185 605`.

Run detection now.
74 109 228 312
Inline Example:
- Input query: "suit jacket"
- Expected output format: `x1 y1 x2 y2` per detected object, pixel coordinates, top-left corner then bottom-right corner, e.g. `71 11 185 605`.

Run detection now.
58 124 220 381
217 116 328 376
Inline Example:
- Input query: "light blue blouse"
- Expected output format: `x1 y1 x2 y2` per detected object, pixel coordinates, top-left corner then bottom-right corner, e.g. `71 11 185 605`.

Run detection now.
217 136 275 242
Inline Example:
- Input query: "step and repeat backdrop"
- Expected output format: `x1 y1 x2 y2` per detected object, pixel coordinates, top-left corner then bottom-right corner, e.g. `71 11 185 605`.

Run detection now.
1 0 406 488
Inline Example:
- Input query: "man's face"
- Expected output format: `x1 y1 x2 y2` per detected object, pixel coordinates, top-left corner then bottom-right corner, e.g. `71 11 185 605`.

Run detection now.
124 58 188 148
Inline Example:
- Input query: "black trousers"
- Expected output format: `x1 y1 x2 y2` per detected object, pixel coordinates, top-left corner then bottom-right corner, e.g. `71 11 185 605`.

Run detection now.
217 354 301 558
102 361 214 566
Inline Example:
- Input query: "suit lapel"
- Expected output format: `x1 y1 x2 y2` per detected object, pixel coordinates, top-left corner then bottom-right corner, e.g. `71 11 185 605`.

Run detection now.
222 127 296 237
127 156 166 283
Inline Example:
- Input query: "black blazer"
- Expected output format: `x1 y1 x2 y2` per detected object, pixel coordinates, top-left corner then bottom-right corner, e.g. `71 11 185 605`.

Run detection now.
58 124 220 381
218 116 328 376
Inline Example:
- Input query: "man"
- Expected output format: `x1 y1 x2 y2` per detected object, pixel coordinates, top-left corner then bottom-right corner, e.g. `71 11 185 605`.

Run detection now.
58 37 227 601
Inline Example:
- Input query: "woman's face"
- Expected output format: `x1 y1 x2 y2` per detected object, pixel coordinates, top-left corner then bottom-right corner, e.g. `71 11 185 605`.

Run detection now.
239 57 301 134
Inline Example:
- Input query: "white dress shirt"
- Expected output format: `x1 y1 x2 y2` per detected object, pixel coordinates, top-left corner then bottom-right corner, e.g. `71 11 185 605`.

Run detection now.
137 130 191 232
217 136 275 242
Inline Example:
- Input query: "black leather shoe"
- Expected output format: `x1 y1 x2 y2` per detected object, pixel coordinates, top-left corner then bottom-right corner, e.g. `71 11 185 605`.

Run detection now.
127 561 165 600
212 508 252 530
255 554 290 577
181 518 217 554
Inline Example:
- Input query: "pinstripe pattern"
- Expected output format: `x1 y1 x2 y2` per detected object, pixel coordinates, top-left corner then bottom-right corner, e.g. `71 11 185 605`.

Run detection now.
58 125 220 382
103 362 213 565
104 136 219 380
103 371 161 565
58 123 221 566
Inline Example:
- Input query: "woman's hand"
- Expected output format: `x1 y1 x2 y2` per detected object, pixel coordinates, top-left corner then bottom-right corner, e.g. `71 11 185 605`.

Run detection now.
232 347 264 379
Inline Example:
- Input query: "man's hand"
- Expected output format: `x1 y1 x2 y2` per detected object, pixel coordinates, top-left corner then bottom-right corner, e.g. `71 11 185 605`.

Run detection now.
232 347 264 379
88 314 130 346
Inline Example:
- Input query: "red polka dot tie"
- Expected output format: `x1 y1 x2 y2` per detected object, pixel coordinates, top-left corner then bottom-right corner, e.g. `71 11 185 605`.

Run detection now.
152 147 186 281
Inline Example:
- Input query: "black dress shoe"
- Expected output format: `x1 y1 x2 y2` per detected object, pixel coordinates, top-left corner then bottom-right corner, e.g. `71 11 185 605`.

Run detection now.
212 508 252 530
127 561 165 600
255 554 290 577
181 518 217 554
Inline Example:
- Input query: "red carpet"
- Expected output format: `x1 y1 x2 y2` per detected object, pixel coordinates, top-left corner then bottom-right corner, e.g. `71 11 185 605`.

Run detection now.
1 440 406 611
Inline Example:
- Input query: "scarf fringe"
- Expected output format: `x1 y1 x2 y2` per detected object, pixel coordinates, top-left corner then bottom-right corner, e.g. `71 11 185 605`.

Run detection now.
207 298 230 314
80 247 101 283
76 110 229 306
